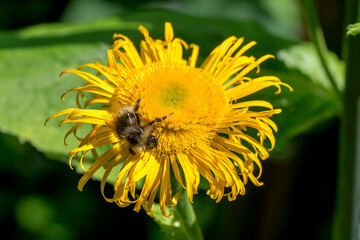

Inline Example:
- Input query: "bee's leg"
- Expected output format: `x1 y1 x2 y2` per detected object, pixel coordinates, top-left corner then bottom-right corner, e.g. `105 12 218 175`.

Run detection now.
129 147 136 155
149 112 174 125
156 131 162 141
134 91 141 126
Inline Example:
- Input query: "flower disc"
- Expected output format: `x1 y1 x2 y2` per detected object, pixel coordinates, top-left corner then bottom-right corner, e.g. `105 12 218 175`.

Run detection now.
110 62 228 155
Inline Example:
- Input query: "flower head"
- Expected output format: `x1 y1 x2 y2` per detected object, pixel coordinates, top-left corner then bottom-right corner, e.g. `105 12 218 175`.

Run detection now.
47 22 292 217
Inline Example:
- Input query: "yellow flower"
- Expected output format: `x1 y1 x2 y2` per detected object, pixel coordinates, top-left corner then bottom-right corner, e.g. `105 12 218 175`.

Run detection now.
47 22 292 217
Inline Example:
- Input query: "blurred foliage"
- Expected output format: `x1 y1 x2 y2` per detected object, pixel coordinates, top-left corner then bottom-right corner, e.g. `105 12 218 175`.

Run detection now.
0 0 345 239
1 0 302 39
15 195 55 233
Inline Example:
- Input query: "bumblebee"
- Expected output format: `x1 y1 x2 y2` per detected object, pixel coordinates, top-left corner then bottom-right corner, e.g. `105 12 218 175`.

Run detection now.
114 93 173 155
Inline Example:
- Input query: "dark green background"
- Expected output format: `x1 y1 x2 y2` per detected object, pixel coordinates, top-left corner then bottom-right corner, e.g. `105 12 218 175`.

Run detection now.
0 0 345 239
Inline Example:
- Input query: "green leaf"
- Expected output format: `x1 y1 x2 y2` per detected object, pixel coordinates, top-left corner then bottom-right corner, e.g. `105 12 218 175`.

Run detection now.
0 9 344 178
0 43 109 162
150 204 184 238
278 42 345 91
271 42 345 152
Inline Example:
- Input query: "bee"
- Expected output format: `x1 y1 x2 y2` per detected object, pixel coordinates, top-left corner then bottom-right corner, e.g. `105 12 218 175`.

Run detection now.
114 93 173 155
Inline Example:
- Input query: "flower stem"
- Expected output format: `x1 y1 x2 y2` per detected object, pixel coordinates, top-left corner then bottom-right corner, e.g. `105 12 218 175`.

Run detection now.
303 0 342 99
333 35 360 240
332 0 360 239
172 181 203 240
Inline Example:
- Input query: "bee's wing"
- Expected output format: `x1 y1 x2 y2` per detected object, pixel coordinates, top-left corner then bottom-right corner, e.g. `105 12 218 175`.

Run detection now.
124 106 137 125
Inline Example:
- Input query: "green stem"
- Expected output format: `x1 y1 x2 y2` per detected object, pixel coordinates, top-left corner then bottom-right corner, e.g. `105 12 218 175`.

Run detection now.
333 35 360 240
304 0 342 99
172 181 203 240
332 0 360 239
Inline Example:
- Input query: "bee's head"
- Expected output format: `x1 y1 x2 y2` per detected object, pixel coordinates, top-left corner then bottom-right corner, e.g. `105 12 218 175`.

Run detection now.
147 134 157 150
